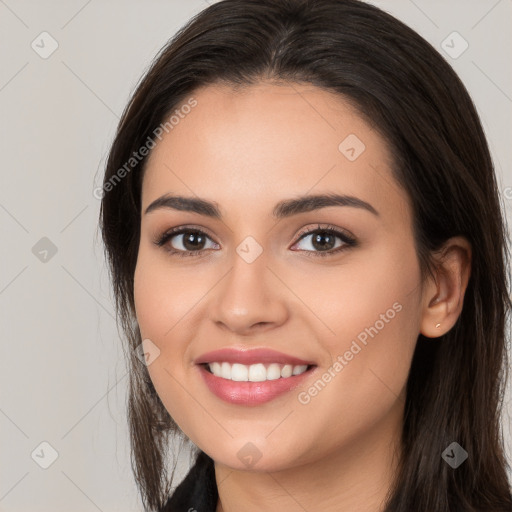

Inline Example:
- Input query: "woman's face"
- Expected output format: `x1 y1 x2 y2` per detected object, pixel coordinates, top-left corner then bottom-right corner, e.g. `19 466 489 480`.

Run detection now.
134 82 425 472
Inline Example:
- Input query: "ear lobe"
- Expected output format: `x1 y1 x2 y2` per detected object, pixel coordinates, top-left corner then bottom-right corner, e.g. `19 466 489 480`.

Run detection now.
421 294 448 338
419 236 472 339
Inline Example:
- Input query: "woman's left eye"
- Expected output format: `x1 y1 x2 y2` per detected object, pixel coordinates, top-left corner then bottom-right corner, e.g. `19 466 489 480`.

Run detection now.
154 224 357 258
291 225 357 257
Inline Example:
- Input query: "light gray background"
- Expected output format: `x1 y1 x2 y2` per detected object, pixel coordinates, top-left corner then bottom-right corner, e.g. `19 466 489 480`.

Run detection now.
1 1 511 510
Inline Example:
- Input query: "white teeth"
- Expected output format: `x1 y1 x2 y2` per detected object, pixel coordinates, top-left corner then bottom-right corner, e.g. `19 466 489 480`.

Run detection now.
231 363 248 381
210 362 222 376
293 364 308 375
221 362 231 379
281 364 293 378
266 363 282 380
249 363 266 382
207 362 310 381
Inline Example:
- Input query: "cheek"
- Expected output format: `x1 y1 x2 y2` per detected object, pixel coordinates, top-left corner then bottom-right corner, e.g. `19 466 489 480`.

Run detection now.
133 244 220 419
290 238 421 355
133 249 198 436
299 243 421 415
134 254 167 340
133 245 204 342
291 278 420 459
133 247 188 384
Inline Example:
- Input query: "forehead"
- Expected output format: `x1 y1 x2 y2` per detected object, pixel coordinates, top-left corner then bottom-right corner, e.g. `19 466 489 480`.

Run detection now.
141 82 410 224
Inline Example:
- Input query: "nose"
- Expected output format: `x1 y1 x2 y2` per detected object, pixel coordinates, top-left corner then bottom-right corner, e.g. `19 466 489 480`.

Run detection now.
209 248 288 336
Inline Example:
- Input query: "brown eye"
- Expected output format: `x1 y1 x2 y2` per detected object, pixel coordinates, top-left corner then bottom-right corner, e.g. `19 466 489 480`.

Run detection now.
291 225 357 258
155 227 219 257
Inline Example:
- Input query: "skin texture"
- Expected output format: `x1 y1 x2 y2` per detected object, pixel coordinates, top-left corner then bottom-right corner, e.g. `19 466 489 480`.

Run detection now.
133 82 471 512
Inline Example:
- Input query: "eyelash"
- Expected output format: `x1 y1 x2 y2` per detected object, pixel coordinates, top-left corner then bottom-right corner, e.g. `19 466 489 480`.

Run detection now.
153 223 357 259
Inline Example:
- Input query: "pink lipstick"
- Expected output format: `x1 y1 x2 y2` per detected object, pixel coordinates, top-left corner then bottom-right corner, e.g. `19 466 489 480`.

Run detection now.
195 347 317 406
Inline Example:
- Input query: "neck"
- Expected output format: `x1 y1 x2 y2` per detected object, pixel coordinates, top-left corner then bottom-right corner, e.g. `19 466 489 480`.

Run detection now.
214 402 403 512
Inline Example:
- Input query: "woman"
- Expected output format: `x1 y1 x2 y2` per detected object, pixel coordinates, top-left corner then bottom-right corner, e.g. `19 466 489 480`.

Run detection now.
99 0 512 510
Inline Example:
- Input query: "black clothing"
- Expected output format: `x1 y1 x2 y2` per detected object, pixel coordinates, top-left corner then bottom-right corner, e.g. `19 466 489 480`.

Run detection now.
161 451 218 512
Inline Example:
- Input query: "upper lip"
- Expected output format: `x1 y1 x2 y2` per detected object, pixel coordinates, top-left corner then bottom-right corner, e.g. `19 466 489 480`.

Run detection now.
195 347 316 366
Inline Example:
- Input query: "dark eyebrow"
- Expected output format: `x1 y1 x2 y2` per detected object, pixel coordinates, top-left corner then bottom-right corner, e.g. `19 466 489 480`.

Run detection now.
144 193 379 218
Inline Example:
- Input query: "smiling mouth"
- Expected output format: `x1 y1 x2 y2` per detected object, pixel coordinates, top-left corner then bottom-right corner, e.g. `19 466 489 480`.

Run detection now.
201 362 316 382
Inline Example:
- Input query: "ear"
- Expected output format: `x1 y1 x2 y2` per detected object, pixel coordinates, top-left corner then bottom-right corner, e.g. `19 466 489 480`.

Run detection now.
420 236 472 338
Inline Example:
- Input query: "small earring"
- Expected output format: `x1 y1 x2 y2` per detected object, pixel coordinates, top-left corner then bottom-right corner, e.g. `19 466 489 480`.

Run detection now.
435 323 441 329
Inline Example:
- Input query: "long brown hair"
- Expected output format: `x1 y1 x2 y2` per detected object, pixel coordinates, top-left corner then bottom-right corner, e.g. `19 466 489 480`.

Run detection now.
99 0 512 510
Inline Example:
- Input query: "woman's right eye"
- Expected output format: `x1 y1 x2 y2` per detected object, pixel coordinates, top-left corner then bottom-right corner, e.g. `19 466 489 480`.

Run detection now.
154 227 219 258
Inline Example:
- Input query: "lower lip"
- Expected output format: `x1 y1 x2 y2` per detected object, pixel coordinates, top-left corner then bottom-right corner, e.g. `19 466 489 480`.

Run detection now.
197 364 316 406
